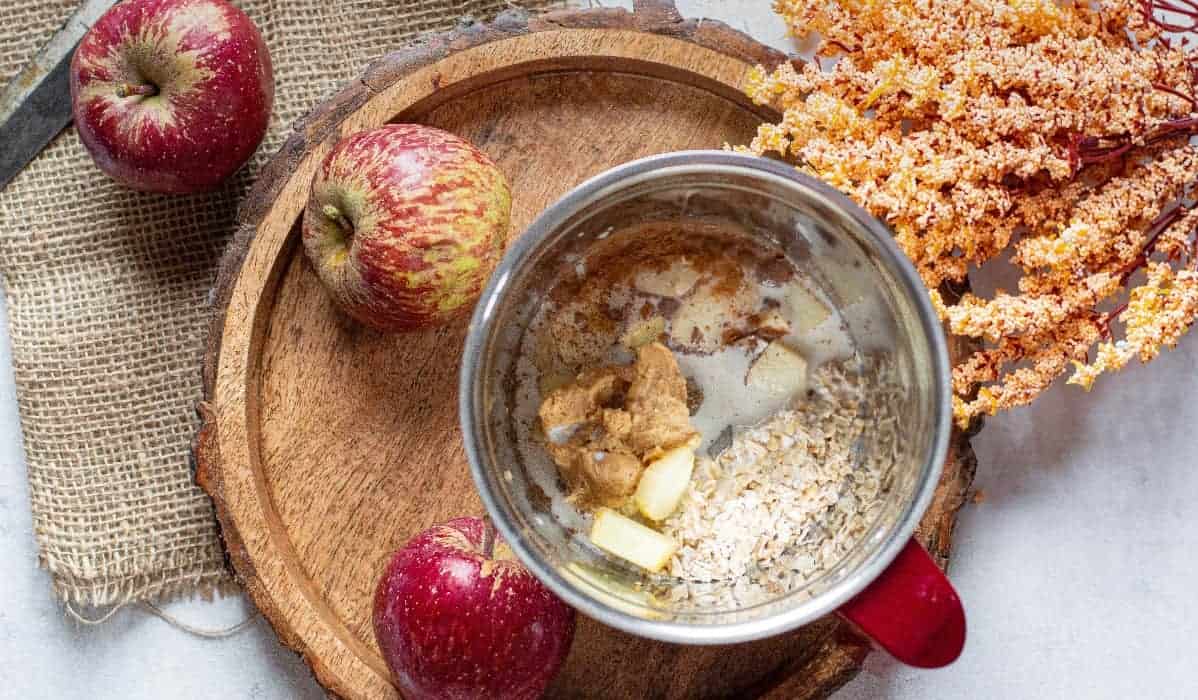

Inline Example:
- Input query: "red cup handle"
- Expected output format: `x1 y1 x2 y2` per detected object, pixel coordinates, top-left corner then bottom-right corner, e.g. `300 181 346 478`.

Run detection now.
837 538 966 668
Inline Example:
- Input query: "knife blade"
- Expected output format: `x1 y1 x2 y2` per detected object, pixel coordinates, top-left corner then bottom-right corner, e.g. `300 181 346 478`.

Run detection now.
0 0 119 193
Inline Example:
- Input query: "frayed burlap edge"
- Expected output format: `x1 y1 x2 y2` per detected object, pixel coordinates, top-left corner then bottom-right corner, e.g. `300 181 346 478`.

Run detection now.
0 0 556 614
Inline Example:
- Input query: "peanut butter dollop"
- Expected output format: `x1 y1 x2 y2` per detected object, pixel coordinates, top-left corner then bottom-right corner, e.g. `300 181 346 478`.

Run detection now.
538 342 698 507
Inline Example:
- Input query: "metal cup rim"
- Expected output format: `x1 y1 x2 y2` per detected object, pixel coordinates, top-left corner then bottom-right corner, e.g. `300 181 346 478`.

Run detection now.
460 150 952 645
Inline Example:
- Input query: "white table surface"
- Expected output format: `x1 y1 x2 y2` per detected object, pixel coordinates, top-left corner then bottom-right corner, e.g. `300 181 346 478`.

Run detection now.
2 1 1197 697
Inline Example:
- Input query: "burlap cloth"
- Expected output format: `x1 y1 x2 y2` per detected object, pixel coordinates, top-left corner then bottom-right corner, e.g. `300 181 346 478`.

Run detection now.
0 0 555 611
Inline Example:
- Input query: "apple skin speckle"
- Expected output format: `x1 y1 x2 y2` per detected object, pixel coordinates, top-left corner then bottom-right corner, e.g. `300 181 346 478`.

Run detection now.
70 0 274 194
301 124 510 333
373 517 576 700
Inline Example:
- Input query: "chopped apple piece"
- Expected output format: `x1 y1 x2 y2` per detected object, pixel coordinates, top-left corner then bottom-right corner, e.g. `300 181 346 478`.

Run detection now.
589 508 678 572
634 445 695 521
621 316 666 349
670 279 761 352
668 288 724 352
746 341 808 398
782 283 831 333
752 308 792 338
634 261 700 297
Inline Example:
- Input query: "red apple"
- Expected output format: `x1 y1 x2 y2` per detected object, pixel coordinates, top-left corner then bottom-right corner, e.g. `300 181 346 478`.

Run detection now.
301 124 510 332
70 0 273 193
373 517 575 700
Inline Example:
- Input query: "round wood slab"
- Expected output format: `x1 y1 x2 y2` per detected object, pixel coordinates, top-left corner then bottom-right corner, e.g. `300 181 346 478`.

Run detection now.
195 2 979 698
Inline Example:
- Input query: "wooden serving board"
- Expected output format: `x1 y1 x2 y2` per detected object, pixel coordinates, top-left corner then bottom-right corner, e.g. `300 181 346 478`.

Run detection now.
195 2 979 698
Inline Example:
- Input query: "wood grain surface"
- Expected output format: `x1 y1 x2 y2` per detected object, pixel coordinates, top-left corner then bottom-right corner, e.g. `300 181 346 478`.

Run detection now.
194 2 979 698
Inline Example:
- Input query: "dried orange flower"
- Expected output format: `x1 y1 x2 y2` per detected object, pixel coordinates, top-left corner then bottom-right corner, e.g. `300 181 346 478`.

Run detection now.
742 0 1198 427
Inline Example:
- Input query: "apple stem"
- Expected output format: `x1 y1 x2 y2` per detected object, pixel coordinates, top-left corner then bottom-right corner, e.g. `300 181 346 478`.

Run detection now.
322 204 354 239
481 515 497 559
116 83 158 98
